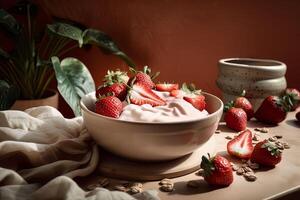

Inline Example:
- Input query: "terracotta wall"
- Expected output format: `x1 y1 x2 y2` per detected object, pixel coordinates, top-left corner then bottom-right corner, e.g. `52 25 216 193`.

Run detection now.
39 0 300 116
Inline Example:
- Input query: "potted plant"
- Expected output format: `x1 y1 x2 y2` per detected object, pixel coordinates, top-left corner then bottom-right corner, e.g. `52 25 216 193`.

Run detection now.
0 1 134 116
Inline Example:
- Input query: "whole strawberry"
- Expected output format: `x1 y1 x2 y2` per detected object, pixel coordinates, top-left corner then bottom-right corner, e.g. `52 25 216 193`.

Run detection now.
96 70 129 101
234 96 254 120
254 96 288 124
224 107 247 131
201 154 233 187
129 66 159 88
283 88 300 111
227 129 254 159
95 96 123 118
224 90 254 120
251 140 282 167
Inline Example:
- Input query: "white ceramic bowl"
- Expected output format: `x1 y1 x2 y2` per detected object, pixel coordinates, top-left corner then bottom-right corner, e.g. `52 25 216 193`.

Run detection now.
80 92 223 161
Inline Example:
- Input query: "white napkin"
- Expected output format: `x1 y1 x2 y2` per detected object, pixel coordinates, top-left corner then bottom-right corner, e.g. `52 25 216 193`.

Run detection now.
0 106 159 200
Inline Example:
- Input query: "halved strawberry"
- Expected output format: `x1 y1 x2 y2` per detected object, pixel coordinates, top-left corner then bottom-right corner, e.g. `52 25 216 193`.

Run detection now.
227 129 254 159
170 89 184 98
128 82 166 106
184 95 206 111
201 154 233 187
156 83 179 92
181 83 206 111
95 96 123 118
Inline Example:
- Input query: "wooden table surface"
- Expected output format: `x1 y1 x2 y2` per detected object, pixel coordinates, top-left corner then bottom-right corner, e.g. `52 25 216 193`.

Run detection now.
77 111 300 200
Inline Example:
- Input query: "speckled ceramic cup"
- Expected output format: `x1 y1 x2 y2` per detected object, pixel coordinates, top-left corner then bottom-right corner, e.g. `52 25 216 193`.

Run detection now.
216 58 287 110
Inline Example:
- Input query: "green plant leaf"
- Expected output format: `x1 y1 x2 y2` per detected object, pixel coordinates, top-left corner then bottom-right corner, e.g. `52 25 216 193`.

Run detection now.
47 22 83 46
51 56 95 116
0 80 20 110
0 47 9 59
82 29 135 67
0 9 21 36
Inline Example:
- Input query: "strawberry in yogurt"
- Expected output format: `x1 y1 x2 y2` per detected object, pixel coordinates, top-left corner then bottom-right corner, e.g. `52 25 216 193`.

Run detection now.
95 67 208 122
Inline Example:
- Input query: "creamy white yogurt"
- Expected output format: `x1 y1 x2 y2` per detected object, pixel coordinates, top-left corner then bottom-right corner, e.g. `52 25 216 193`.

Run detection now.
119 91 208 122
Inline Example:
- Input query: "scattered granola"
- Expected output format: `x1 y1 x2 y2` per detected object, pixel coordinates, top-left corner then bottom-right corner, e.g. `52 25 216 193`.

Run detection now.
254 127 269 133
159 178 174 192
268 137 277 142
274 135 283 139
215 129 221 134
243 172 257 182
225 136 233 140
252 134 260 141
247 160 260 170
129 183 143 194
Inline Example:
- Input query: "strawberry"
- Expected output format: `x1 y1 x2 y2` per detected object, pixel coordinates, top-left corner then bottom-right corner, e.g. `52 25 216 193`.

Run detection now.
183 96 206 111
129 66 159 88
296 111 300 122
224 107 247 131
201 154 233 187
96 70 129 101
251 140 282 167
128 82 166 106
181 83 206 111
227 129 254 159
283 88 300 111
95 96 123 118
170 89 184 98
254 96 288 124
224 90 254 120
155 83 179 92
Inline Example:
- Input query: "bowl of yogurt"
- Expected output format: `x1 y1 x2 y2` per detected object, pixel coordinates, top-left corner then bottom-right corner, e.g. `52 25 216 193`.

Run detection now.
80 90 223 161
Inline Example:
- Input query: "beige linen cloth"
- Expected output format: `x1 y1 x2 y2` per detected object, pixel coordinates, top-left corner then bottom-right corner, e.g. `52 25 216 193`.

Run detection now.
0 106 159 200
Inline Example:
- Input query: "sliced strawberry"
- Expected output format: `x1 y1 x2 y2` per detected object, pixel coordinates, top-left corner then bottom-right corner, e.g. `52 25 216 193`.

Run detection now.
181 83 206 111
227 129 254 159
201 154 233 186
95 96 123 118
170 89 184 98
129 90 165 106
183 95 206 111
156 83 179 92
128 82 166 106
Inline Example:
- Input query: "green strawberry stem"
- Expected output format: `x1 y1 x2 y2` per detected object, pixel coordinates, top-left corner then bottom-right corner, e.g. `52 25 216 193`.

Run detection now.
261 141 282 157
201 153 215 176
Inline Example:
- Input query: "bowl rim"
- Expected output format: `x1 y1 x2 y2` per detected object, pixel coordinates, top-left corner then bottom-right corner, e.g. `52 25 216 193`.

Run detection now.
80 91 223 125
219 58 286 70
